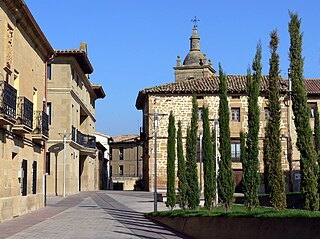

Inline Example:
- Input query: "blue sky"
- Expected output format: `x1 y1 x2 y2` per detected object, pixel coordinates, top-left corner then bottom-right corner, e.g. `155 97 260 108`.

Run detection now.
25 1 320 136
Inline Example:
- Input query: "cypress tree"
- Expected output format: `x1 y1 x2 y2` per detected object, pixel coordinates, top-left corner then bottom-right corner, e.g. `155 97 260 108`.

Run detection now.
177 121 187 209
185 95 200 209
263 135 270 194
166 111 176 210
218 63 235 211
243 42 262 210
240 131 247 172
267 30 286 210
202 106 214 209
314 108 320 193
289 12 319 211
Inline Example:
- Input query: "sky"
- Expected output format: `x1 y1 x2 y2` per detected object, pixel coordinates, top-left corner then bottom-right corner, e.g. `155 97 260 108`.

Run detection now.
25 1 320 137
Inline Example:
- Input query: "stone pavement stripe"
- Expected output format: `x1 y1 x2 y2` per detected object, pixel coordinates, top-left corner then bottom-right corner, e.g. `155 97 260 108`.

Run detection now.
6 196 139 239
0 193 88 239
93 192 189 239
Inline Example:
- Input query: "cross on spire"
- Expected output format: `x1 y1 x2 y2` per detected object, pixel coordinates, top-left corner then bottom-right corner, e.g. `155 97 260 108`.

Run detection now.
191 16 200 28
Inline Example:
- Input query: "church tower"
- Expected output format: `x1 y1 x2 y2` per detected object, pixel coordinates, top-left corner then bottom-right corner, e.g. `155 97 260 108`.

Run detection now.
174 18 215 82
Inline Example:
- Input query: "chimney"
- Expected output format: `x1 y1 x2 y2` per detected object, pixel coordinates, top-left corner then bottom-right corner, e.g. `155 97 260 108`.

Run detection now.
80 42 87 53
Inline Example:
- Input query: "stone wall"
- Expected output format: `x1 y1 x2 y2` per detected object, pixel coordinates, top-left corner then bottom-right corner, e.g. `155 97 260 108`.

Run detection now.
142 93 306 192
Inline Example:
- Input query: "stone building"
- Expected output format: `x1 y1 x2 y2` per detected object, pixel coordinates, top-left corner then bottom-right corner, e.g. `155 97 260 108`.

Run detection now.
135 25 320 193
95 131 112 190
0 0 54 221
109 134 143 190
46 43 105 196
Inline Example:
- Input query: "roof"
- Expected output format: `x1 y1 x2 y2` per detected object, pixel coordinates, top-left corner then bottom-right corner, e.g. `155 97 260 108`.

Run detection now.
92 84 106 99
3 0 54 61
135 75 320 109
110 134 140 144
54 50 93 74
95 132 112 139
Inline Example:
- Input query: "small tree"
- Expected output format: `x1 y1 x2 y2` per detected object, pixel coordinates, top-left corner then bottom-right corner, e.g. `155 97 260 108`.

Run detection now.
186 95 200 209
218 63 235 211
166 111 176 209
267 30 286 210
202 106 214 209
177 121 187 209
243 42 262 210
289 12 319 210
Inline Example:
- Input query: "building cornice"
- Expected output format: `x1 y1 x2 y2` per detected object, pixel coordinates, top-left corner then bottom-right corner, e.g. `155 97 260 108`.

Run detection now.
3 0 54 61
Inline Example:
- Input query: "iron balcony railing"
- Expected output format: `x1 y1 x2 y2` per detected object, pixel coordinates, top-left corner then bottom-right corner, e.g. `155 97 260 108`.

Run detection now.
33 110 49 137
71 126 96 148
0 81 16 121
16 96 33 129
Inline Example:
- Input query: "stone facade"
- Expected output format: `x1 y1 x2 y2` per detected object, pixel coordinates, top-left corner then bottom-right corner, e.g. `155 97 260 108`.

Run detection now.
136 26 319 193
46 45 105 196
109 135 143 190
0 0 54 222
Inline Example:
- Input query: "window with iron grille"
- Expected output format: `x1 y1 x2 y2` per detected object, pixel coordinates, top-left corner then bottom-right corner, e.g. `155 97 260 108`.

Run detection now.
231 108 240 122
308 102 317 118
231 141 241 162
119 147 124 160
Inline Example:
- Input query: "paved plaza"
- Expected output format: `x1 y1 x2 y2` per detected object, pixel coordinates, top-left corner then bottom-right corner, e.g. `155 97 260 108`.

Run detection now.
0 191 188 239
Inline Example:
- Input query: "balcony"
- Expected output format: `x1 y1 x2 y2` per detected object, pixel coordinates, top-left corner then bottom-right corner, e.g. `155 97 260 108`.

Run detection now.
32 110 49 142
12 96 33 134
71 126 96 155
0 81 16 126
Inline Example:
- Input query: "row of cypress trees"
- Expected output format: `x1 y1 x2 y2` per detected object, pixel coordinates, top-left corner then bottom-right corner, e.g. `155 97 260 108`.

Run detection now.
166 12 319 211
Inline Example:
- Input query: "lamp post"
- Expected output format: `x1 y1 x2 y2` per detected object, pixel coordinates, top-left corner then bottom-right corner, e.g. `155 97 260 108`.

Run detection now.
154 109 158 212
214 115 219 206
199 129 203 193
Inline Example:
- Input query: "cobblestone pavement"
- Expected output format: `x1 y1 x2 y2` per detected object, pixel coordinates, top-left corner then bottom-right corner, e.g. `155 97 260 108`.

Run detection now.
0 191 188 239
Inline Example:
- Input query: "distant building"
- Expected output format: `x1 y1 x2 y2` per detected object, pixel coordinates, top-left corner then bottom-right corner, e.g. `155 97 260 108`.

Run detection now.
136 24 320 193
0 0 54 222
109 134 143 190
95 132 112 190
46 43 105 196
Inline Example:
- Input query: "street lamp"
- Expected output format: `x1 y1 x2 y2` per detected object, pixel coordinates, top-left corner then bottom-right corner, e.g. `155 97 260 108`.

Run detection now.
214 115 219 206
199 128 203 193
153 109 158 212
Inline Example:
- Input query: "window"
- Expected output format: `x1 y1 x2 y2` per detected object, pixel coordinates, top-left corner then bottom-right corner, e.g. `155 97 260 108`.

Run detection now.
47 102 52 125
198 108 203 120
110 165 112 177
119 147 124 160
308 102 317 118
231 108 240 122
232 96 240 99
32 161 37 194
264 107 269 120
47 64 51 80
21 160 27 196
46 152 50 175
231 141 241 162
119 165 124 176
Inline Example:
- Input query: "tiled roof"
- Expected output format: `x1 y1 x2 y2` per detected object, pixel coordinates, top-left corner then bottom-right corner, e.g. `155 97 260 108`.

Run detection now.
92 84 106 99
135 76 320 109
54 50 93 74
110 134 140 144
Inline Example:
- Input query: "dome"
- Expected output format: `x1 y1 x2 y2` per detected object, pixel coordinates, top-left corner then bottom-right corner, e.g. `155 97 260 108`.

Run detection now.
183 51 204 66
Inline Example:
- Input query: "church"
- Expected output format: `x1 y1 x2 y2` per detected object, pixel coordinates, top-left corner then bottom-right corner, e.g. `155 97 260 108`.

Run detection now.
135 22 320 193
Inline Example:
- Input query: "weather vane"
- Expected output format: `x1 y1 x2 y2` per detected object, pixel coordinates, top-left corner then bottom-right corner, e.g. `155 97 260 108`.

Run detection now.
191 16 200 28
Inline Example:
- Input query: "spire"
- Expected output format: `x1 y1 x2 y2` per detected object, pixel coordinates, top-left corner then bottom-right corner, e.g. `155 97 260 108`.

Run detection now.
190 17 200 51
